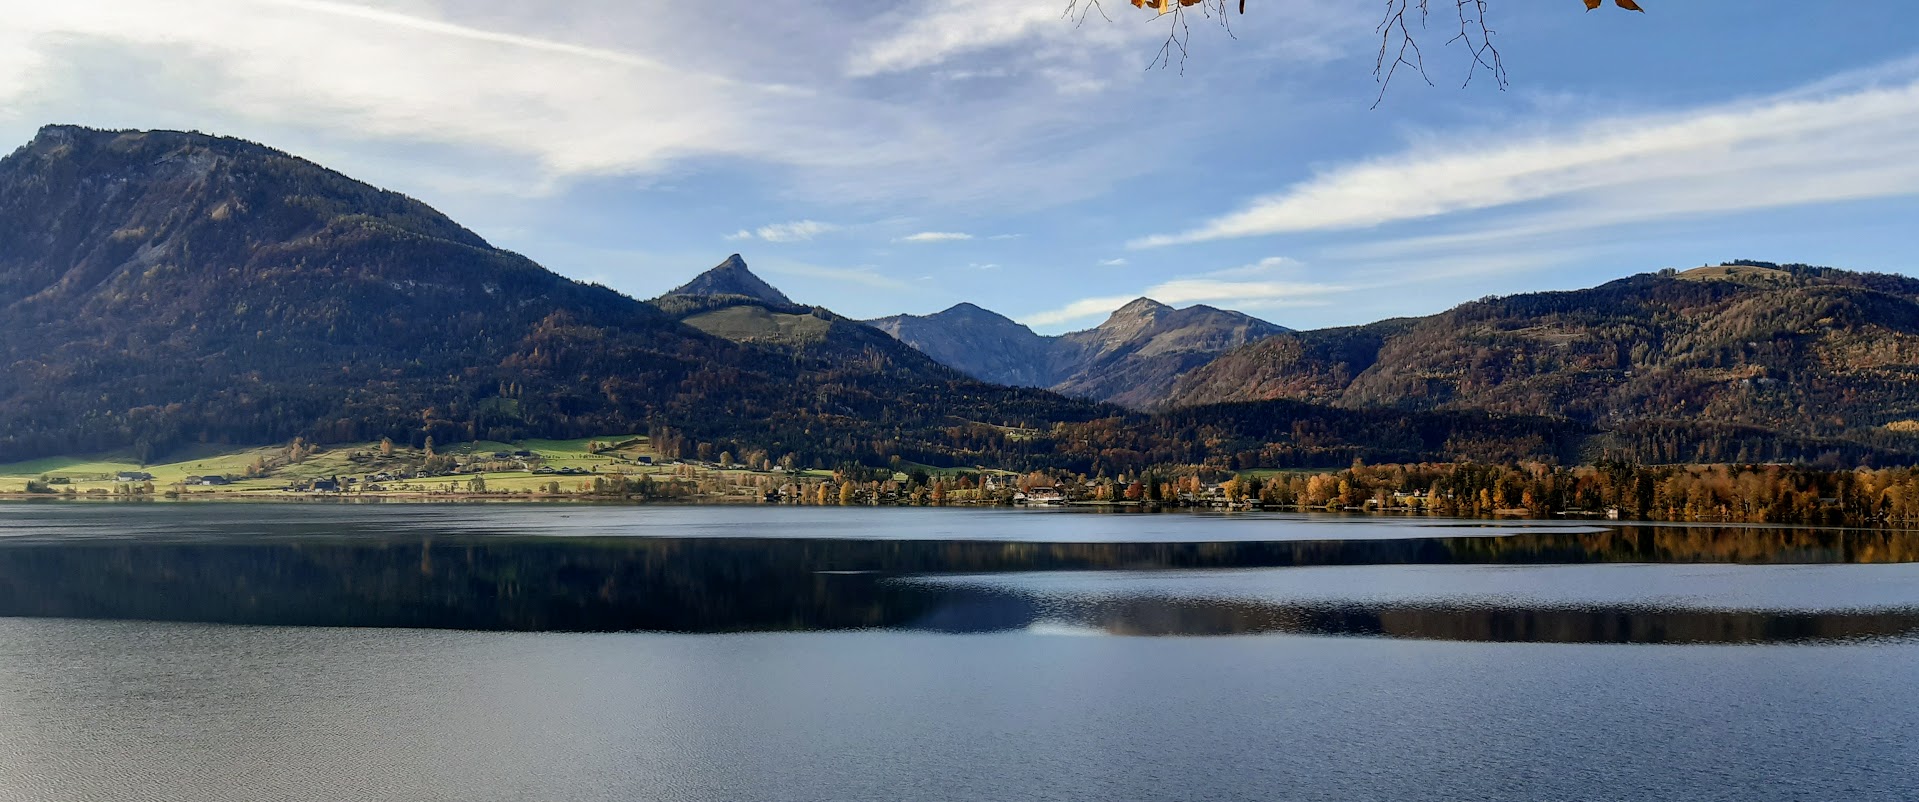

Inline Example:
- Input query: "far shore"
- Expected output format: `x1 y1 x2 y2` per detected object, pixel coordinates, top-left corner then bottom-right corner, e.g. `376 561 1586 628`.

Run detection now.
0 490 1577 518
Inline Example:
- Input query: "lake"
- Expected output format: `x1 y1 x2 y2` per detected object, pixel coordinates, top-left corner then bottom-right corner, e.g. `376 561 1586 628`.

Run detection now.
0 503 1915 801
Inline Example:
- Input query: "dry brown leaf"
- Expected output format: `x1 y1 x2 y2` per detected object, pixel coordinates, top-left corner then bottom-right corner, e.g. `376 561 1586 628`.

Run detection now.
1615 0 1645 11
1584 0 1603 8
1131 0 1206 14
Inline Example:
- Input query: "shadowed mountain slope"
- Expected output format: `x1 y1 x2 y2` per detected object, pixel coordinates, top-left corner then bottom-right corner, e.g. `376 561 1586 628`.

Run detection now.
0 125 1110 466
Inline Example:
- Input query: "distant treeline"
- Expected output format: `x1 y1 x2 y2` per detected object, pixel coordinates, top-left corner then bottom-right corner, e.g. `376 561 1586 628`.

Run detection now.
1219 461 1919 527
894 459 1919 528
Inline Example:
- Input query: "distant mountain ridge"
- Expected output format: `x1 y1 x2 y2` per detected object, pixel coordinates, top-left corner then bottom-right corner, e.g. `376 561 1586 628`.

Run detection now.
1167 262 1919 446
867 303 1057 388
869 297 1287 408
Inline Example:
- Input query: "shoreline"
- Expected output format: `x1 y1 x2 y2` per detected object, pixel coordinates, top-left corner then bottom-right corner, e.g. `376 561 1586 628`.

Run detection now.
0 491 1765 521
7 493 1919 535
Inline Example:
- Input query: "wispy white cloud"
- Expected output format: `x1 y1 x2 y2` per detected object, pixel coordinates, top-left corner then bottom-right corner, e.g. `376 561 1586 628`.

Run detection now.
760 262 909 291
1022 247 1597 330
0 0 1205 209
846 0 1352 82
1133 71 1919 248
848 3 1061 77
897 231 974 243
728 220 838 243
1020 260 1350 326
260 0 688 74
845 0 1144 78
0 0 788 178
1204 256 1301 278
1097 257 1128 266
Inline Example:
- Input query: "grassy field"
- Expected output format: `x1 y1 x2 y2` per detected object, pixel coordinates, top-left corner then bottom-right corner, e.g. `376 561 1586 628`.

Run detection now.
0 434 682 496
0 434 1030 498
682 305 831 343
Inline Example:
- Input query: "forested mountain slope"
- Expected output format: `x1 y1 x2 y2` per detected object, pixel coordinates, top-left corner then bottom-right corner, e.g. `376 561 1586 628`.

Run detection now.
1168 263 1919 444
0 125 1110 465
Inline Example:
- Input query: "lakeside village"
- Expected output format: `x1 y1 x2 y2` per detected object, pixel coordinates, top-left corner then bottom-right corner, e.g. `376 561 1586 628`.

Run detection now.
22 435 1262 509
15 434 1919 525
9 433 1445 510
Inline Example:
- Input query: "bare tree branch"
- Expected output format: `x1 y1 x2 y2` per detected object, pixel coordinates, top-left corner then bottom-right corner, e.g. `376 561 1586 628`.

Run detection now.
1066 1 1236 74
1063 0 1113 27
1066 0 1511 105
1373 1 1506 108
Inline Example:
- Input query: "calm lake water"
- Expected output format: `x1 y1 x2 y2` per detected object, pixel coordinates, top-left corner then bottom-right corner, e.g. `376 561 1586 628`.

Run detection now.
0 503 1915 801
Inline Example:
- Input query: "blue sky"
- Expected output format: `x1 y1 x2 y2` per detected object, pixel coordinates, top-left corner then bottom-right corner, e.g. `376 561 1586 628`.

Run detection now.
3 0 1917 333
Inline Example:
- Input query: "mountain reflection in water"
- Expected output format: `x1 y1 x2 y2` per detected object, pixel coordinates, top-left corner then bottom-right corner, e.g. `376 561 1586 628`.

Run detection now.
913 586 1919 644
1 524 1917 644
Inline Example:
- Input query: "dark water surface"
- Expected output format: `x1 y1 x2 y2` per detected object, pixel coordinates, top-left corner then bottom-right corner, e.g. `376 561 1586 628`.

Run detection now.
0 500 1602 542
0 503 1916 801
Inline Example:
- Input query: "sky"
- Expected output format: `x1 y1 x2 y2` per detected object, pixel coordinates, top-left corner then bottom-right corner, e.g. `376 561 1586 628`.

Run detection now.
3 0 1917 333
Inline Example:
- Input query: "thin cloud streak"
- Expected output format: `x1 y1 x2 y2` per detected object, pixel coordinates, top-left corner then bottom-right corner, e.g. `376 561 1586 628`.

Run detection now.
1133 72 1919 248
845 0 1147 78
729 220 838 243
897 231 974 243
1023 277 1349 328
259 0 710 79
761 262 909 291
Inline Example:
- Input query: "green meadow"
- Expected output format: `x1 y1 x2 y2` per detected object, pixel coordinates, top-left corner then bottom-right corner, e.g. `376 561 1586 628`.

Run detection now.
0 435 677 495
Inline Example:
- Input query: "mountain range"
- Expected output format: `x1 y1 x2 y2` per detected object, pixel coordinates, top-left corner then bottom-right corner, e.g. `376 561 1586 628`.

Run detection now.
4 124 1919 471
651 256 1283 411
869 299 1286 408
0 125 1106 466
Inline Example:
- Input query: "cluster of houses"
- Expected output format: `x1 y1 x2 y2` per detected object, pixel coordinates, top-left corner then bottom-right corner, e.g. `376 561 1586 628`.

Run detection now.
1016 486 1065 505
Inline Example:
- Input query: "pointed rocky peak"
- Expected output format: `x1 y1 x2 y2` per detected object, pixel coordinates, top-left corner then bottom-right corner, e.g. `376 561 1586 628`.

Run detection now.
1091 298 1171 331
1111 297 1171 318
666 254 794 305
